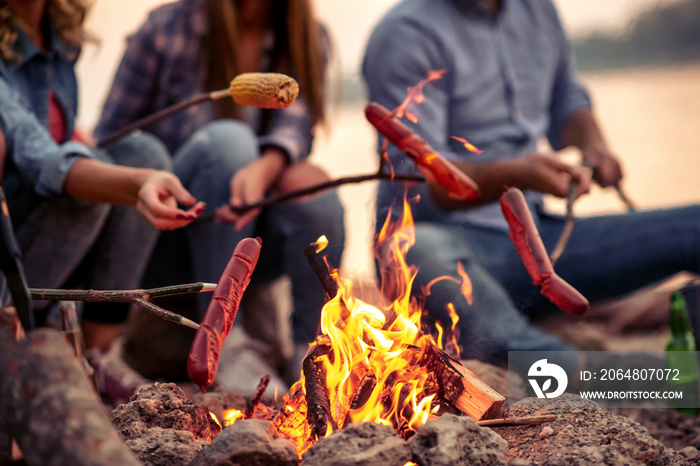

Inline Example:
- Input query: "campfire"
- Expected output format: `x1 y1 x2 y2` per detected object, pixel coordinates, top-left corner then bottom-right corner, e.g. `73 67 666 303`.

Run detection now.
217 196 505 455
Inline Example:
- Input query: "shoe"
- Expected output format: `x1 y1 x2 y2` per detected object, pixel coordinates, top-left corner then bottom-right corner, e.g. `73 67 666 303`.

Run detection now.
86 336 152 405
215 326 290 397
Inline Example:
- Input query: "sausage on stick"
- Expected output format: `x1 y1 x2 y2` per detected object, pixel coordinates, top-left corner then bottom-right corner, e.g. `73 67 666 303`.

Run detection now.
500 187 589 316
187 237 263 392
365 102 480 203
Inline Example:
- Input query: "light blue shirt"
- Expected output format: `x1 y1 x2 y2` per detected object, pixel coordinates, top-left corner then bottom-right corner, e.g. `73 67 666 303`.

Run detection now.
0 28 94 198
363 0 591 230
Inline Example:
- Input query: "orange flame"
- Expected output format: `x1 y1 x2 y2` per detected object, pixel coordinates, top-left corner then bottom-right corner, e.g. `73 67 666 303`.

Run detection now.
275 196 467 454
221 409 244 426
450 135 483 154
273 72 479 455
395 69 447 123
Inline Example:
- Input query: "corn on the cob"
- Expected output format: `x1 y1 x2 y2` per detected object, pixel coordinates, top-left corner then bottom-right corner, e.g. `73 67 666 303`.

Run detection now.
228 72 299 109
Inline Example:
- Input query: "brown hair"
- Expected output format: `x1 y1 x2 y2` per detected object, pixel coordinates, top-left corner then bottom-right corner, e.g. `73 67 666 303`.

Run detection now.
0 0 91 61
203 0 328 127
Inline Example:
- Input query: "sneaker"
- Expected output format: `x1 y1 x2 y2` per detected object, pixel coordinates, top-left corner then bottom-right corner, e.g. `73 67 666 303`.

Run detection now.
86 336 152 405
215 326 289 397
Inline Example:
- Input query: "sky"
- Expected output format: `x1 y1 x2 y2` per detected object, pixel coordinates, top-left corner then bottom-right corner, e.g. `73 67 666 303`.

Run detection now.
76 0 675 129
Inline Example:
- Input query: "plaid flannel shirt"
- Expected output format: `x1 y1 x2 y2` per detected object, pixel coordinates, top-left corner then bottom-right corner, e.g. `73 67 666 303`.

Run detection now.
95 0 319 162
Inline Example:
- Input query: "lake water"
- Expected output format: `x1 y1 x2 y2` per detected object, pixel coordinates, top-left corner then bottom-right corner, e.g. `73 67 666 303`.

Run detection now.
309 64 700 279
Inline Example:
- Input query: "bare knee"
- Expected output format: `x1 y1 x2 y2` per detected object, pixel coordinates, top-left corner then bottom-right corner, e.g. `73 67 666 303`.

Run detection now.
274 162 332 197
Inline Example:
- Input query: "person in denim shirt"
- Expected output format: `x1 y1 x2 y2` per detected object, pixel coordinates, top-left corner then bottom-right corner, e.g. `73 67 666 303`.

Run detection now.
0 0 203 353
96 0 345 388
363 0 700 377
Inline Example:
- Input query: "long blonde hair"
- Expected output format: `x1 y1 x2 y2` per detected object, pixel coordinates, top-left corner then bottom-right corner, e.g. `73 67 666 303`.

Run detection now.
0 0 91 61
203 0 328 127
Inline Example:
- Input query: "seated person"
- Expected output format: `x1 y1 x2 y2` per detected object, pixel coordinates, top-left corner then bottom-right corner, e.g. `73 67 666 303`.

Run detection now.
0 0 201 399
362 0 700 378
95 0 345 389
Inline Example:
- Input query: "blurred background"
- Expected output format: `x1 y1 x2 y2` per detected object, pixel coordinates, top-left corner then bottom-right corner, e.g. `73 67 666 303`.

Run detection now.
76 0 700 279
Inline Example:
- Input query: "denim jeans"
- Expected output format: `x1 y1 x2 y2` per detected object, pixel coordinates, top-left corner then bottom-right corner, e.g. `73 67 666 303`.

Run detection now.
399 204 700 376
151 120 345 344
3 132 170 324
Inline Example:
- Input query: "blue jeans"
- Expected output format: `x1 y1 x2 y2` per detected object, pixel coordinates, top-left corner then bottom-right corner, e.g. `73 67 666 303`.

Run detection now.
3 132 170 324
151 120 345 344
397 204 700 376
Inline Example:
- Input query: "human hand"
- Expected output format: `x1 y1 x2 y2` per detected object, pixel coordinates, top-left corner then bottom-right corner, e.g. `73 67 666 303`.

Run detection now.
136 171 205 230
513 153 591 199
581 144 623 188
216 149 287 230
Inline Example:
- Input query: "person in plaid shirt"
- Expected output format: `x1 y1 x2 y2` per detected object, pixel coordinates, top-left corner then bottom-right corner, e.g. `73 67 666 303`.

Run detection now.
96 0 345 390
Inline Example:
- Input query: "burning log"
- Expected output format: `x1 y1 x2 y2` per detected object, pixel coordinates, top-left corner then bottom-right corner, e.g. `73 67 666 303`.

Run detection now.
500 187 589 316
365 102 480 203
0 328 141 465
244 374 271 420
303 340 337 440
419 343 504 420
305 238 504 422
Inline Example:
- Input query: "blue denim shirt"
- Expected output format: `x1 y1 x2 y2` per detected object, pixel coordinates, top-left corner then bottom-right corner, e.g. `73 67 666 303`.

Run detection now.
363 0 592 230
95 0 319 161
0 28 94 198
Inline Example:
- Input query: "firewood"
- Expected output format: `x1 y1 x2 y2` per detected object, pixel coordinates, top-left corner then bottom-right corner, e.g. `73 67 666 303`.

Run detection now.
0 328 141 465
420 342 505 420
272 388 312 453
477 414 556 427
244 374 271 419
302 239 505 423
303 341 337 440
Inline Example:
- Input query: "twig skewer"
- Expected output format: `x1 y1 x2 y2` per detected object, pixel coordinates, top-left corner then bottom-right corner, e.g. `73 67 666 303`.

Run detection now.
477 414 556 427
29 282 216 330
550 179 579 266
615 185 637 212
194 171 425 223
98 72 298 147
97 90 229 147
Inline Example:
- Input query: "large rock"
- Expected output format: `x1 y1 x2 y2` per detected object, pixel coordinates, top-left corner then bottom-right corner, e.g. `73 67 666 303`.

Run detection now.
408 414 507 466
302 422 412 466
494 394 684 465
125 427 208 466
112 382 221 442
191 419 297 466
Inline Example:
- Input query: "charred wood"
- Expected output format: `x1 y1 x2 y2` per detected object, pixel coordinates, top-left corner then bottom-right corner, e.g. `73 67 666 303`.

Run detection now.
303 342 336 440
244 374 271 419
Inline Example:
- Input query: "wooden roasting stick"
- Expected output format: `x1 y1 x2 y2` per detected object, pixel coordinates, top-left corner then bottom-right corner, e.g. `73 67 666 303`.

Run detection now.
500 187 589 315
478 414 556 427
187 237 262 392
97 72 299 146
549 179 579 266
30 282 216 330
365 102 481 203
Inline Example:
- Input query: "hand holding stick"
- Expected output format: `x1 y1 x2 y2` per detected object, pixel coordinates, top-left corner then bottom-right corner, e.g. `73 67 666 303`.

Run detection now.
549 179 579 266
